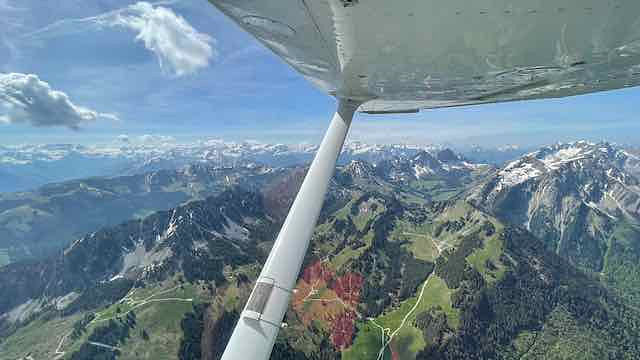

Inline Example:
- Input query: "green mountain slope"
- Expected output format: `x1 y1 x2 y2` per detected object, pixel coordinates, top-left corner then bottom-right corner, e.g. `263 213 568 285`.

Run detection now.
0 164 285 265
291 197 640 360
1 157 639 359
467 142 640 311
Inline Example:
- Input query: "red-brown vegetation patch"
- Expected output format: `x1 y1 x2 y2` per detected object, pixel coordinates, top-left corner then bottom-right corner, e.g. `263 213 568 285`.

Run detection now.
332 273 364 306
293 261 365 350
302 261 334 285
330 310 358 350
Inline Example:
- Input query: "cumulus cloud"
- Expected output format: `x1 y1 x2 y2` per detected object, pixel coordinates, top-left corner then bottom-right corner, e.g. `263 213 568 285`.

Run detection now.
26 2 216 77
0 72 118 129
107 2 215 76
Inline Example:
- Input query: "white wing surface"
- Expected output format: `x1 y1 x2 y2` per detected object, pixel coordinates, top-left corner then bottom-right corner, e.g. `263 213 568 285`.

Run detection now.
210 0 640 111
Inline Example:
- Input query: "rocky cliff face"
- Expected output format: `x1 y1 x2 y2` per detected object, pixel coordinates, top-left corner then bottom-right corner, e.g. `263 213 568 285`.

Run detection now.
468 142 640 272
465 142 640 313
374 149 489 183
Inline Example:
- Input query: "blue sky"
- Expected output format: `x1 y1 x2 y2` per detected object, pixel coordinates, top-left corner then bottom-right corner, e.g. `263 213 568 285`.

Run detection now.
1 0 639 148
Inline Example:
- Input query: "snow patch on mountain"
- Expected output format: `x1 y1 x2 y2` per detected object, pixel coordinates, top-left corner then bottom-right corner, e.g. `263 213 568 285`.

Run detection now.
413 164 435 178
119 240 173 278
223 217 250 243
471 142 640 240
345 160 376 178
496 161 544 191
54 292 80 311
0 140 452 192
493 142 637 193
165 211 180 239
541 146 592 169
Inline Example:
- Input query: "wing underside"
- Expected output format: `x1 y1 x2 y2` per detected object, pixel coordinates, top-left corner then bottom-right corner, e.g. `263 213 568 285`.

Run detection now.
210 0 640 112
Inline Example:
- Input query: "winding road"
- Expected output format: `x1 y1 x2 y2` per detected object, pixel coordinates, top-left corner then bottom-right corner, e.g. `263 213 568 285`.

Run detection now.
370 237 444 360
53 284 193 358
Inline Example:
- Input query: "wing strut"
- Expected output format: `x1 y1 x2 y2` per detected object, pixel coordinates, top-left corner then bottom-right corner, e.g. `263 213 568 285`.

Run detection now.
221 98 360 360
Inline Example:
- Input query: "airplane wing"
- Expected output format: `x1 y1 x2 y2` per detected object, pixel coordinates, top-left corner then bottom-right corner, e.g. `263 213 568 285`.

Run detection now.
209 1 640 359
210 0 640 112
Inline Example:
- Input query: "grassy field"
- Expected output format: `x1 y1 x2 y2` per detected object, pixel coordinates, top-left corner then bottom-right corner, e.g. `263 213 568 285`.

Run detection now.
92 281 199 322
333 197 358 221
333 232 373 270
343 322 393 360
408 179 463 201
391 220 438 262
409 179 446 193
467 221 506 283
352 198 385 231
376 275 458 331
431 189 462 201
0 279 213 360
69 281 204 359
0 313 83 359
117 300 195 360
346 275 458 360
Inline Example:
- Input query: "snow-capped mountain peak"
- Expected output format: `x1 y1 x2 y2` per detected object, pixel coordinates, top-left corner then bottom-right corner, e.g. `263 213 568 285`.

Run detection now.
344 160 376 179
468 141 640 272
494 142 635 191
0 140 481 192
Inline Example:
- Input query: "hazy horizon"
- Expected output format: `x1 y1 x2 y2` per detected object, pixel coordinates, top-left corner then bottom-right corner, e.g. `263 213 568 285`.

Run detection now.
2 0 639 148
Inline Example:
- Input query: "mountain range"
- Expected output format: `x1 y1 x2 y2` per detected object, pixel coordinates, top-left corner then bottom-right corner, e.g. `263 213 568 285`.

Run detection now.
0 141 639 359
0 164 291 265
0 148 490 266
0 141 520 193
468 141 640 307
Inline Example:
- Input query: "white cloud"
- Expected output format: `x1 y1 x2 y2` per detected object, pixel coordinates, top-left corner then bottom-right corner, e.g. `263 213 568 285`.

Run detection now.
0 72 118 129
138 134 175 143
106 2 215 76
21 2 215 77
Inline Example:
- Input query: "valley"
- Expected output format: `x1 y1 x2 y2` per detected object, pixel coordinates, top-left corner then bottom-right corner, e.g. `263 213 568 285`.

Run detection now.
1 142 639 359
